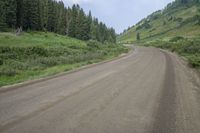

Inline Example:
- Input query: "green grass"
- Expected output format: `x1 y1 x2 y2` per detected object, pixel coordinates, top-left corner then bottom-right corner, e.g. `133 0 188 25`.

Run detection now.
118 5 200 43
0 31 128 87
0 31 86 47
0 61 101 86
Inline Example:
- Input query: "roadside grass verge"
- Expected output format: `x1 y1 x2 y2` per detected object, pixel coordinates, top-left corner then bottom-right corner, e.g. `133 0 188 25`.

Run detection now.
0 32 128 87
141 36 200 69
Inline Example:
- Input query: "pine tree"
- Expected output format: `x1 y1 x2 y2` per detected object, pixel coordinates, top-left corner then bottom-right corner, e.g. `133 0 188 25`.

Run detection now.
36 0 42 30
66 7 72 35
90 18 99 40
63 8 68 35
90 21 98 40
16 0 24 28
0 0 7 31
5 0 17 28
87 11 92 39
98 22 106 43
23 0 40 30
0 1 116 43
75 8 85 39
68 4 79 37
83 12 92 40
40 0 49 31
47 0 56 32
109 28 116 43
56 1 66 34
137 32 140 40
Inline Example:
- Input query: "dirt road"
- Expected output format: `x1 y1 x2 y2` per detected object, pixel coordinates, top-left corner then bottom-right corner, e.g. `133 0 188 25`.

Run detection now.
0 47 200 133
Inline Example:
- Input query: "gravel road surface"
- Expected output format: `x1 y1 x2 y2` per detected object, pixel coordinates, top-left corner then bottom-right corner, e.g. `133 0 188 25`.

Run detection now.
0 47 200 133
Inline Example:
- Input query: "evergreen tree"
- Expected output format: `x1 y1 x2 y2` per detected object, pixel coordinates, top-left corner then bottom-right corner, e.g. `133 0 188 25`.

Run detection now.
23 0 40 30
108 28 116 43
137 32 140 40
90 18 98 40
37 0 42 30
68 4 79 37
56 1 66 34
75 8 90 40
5 0 17 28
63 8 68 34
40 0 49 31
87 11 92 39
16 0 24 28
98 22 105 42
0 0 7 31
0 1 116 43
47 0 56 32
75 8 85 39
82 15 91 40
66 7 72 35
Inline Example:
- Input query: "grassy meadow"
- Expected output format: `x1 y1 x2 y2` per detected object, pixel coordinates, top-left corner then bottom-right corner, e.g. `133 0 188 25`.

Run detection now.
0 32 128 87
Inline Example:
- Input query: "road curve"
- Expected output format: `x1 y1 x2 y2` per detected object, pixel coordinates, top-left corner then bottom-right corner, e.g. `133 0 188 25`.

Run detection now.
0 47 200 133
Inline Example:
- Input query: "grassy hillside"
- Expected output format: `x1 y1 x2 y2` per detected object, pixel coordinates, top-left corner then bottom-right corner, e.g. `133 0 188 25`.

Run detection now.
118 2 200 68
0 32 128 87
118 4 200 43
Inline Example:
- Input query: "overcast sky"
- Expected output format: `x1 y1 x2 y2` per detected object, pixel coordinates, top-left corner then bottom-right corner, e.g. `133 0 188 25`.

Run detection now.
60 0 174 33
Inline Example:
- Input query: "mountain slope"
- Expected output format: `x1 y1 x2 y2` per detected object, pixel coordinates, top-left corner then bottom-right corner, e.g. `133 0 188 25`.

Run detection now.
118 1 200 43
118 1 200 68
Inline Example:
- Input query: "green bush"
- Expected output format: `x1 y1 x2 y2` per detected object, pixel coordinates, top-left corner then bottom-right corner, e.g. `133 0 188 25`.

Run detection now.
187 55 200 68
0 66 17 76
181 41 200 54
173 17 183 22
0 46 49 59
0 58 3 65
87 40 101 49
0 38 127 78
169 36 184 42
34 57 59 67
180 15 200 26
5 60 28 70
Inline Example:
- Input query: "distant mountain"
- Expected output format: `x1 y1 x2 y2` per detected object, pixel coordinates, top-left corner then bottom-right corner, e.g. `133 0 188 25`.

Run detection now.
118 0 200 43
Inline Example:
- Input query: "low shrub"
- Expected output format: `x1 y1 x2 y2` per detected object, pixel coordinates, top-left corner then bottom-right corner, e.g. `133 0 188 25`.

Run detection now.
5 60 29 70
181 42 200 54
0 66 17 76
0 39 127 78
187 55 200 68
169 36 184 42
0 46 49 59
0 59 3 65
87 40 101 49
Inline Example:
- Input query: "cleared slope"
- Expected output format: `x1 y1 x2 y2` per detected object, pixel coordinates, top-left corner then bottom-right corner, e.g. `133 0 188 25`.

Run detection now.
118 4 200 43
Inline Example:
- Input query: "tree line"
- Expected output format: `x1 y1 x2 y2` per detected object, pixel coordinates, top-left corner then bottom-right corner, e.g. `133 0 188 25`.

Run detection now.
0 0 116 43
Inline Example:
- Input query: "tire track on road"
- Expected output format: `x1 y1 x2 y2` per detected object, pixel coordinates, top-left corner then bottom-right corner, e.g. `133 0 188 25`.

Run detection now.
150 50 177 133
